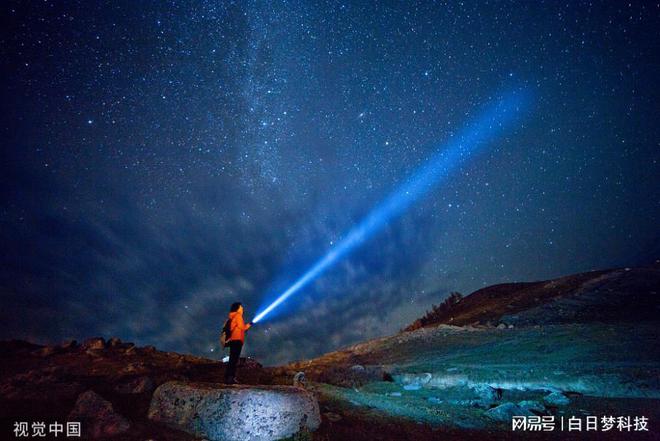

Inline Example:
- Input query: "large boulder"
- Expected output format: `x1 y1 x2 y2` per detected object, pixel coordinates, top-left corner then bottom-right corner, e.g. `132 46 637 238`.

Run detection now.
485 402 532 422
67 390 130 438
543 391 570 406
471 384 500 408
148 381 321 441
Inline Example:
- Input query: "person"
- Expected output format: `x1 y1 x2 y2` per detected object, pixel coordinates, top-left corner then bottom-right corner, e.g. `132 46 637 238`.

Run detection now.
224 302 252 384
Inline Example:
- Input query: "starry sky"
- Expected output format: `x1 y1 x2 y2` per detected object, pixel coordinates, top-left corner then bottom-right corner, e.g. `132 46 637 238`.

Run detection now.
1 1 658 365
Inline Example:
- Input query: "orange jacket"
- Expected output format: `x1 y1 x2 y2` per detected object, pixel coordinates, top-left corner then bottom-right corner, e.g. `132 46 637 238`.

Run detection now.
228 310 251 343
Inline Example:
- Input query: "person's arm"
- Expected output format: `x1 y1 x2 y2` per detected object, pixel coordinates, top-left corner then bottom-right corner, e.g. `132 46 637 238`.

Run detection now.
237 315 251 331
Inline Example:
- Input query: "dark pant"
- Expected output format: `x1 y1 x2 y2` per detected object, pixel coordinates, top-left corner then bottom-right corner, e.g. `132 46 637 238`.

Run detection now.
224 340 243 383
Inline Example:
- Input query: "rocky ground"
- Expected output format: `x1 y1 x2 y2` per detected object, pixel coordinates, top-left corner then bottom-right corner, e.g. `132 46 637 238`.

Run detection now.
278 323 660 440
272 264 660 440
0 337 271 440
0 337 494 441
281 322 660 396
2 264 658 440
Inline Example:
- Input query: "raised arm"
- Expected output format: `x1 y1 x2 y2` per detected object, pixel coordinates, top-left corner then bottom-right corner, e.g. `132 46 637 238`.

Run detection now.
232 314 252 331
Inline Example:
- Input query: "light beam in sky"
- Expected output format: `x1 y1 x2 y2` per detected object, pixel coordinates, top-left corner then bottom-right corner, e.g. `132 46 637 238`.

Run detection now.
252 90 531 324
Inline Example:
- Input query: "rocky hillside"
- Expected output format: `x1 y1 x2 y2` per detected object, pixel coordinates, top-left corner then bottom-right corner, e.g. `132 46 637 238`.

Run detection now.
273 264 660 438
405 263 660 330
0 337 273 440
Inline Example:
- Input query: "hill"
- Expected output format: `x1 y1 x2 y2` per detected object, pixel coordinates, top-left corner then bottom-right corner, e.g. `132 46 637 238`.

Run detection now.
273 264 660 439
405 264 660 331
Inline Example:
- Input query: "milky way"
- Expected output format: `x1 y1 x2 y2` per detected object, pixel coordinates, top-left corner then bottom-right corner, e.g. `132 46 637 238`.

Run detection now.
1 1 658 364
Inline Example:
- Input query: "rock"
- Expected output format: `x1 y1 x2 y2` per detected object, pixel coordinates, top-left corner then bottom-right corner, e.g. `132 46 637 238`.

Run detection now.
518 400 546 413
485 403 532 422
142 345 156 353
148 381 320 441
497 323 507 329
324 412 342 422
34 346 57 357
2 379 75 401
317 364 386 388
543 391 570 406
85 348 104 358
508 324 514 329
1 373 84 401
240 357 263 369
114 376 155 394
471 384 500 407
43 365 67 375
448 399 480 407
122 362 147 374
60 339 78 350
293 371 307 388
67 390 130 438
394 372 432 388
82 337 106 350
107 337 122 347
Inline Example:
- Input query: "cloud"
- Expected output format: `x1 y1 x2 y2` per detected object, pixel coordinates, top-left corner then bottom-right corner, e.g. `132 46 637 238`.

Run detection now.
0 159 452 365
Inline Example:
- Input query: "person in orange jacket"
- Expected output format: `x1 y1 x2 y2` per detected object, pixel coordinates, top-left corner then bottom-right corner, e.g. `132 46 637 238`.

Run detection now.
224 302 252 384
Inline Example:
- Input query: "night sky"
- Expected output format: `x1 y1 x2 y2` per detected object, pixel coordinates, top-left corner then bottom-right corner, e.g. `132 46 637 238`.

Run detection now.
1 1 658 365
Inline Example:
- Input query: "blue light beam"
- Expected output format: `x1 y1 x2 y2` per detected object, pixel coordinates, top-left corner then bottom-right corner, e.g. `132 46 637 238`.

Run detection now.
252 90 530 324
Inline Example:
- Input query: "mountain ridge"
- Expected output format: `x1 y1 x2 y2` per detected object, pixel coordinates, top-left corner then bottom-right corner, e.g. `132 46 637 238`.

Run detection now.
404 263 659 331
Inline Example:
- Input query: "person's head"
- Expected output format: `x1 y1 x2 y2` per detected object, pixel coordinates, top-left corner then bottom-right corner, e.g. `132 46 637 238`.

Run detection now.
230 302 243 314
